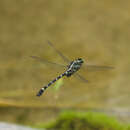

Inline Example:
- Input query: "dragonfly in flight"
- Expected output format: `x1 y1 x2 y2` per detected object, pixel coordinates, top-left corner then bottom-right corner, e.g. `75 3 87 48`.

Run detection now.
31 41 114 97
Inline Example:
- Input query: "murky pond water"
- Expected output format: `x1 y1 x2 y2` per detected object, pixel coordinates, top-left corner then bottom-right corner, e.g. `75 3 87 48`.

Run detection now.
0 0 130 125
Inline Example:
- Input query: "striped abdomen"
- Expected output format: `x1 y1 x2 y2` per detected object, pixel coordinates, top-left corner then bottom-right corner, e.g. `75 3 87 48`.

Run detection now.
37 72 66 96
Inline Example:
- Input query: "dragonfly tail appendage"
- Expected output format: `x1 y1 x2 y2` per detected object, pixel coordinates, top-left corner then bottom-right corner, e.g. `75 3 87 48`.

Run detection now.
36 87 47 96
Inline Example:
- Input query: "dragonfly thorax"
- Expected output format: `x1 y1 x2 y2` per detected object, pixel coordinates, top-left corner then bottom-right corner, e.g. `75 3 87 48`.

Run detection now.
66 58 84 77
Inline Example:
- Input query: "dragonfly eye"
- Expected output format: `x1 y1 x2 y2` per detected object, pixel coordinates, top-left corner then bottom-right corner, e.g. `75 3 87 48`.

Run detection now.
77 58 84 63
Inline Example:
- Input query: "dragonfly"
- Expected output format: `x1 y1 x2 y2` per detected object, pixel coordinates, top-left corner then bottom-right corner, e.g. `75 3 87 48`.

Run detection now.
31 41 114 97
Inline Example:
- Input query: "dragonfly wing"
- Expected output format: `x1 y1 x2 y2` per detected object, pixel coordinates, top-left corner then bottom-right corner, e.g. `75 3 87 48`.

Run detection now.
75 73 89 83
47 41 70 63
83 62 114 71
30 56 66 68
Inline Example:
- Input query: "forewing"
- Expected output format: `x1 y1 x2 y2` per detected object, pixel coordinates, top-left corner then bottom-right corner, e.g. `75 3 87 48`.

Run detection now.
47 41 70 63
30 56 66 68
83 62 114 72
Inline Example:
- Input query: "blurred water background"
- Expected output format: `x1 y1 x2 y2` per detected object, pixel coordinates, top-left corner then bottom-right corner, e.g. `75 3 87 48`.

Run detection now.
0 0 130 126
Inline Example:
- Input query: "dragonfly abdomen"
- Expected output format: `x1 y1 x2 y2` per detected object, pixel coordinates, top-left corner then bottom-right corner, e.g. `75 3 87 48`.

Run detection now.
37 72 66 96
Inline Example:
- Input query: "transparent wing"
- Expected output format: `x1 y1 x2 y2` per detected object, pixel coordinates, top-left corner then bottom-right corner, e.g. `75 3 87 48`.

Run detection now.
47 41 70 63
84 62 114 71
75 73 89 83
30 56 66 68
47 41 114 71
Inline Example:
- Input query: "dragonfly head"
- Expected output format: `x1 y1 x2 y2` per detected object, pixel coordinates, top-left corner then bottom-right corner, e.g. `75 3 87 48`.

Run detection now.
77 58 84 64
